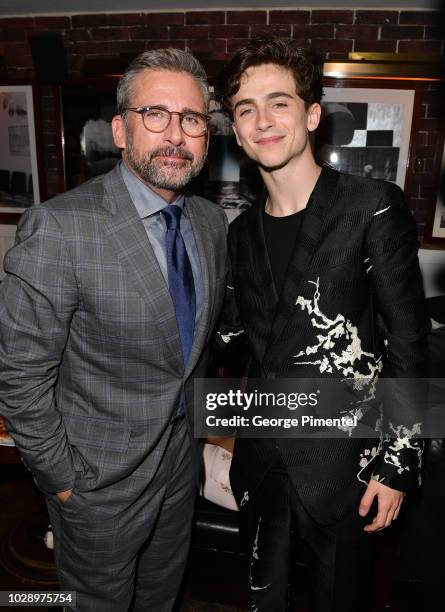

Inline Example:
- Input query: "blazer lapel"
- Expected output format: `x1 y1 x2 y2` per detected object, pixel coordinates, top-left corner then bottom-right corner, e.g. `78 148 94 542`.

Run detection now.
266 165 341 356
102 167 183 370
240 201 280 363
184 194 214 376
251 201 280 306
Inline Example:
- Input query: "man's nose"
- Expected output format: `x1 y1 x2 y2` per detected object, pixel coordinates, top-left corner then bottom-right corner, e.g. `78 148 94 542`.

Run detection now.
256 107 274 131
164 113 185 145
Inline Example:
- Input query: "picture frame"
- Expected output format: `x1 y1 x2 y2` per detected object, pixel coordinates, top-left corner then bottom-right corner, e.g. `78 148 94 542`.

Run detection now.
189 86 263 224
316 85 415 190
59 79 120 192
321 62 444 249
424 132 445 245
0 83 44 213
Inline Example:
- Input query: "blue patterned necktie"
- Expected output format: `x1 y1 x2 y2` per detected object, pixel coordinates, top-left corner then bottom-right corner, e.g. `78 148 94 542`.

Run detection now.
161 204 196 370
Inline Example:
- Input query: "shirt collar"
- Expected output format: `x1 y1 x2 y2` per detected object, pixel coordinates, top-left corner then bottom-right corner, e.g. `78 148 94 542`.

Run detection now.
120 160 186 219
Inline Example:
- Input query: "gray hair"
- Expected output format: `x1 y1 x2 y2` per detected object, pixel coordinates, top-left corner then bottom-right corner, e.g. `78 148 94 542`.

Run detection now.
116 48 210 116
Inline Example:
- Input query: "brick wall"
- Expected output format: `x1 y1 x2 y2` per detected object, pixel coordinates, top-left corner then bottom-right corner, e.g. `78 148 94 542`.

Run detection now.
0 8 443 236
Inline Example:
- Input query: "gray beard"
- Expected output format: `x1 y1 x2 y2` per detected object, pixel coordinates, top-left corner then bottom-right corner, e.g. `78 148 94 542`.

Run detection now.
125 140 207 191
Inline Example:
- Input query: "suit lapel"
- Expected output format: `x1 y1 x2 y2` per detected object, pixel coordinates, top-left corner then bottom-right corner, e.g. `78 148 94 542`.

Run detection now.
184 194 213 376
244 202 281 362
266 165 341 356
102 167 183 370
251 201 280 306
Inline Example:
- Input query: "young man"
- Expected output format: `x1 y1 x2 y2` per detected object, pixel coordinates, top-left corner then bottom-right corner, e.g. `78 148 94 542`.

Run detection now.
0 49 227 611
215 37 429 611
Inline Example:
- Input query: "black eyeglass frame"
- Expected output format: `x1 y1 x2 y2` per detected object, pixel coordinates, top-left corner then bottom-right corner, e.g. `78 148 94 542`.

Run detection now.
123 105 210 137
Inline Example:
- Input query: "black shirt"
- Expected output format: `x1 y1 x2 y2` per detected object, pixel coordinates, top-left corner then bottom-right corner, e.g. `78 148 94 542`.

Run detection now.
263 208 305 297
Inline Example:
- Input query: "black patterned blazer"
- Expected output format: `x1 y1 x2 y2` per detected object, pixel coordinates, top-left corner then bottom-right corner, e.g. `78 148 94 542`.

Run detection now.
217 165 430 524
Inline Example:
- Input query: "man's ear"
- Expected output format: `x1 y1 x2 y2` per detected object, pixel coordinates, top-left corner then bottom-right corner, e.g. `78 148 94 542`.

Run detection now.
232 122 242 146
112 114 126 150
307 103 321 133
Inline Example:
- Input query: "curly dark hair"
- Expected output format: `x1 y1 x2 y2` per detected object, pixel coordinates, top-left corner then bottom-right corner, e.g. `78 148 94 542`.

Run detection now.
215 36 323 117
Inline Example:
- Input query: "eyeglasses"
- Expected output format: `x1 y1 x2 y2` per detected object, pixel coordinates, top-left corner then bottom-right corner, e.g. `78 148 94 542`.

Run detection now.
123 106 210 137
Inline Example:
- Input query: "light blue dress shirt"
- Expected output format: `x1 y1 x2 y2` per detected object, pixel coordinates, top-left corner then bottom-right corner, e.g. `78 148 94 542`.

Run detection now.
120 161 203 325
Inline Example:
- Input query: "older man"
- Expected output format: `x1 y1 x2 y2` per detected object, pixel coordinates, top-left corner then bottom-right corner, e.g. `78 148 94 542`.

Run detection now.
0 49 227 611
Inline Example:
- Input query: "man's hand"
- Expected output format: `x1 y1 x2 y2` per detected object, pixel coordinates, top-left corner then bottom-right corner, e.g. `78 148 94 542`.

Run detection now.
56 489 73 503
359 479 405 532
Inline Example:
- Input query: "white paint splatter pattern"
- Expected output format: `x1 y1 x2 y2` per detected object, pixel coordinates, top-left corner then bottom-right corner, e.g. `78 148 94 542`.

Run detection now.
240 490 250 507
293 276 382 438
293 277 382 382
293 277 422 484
374 205 391 216
383 422 423 485
217 329 245 344
358 423 423 487
249 517 271 601
358 436 383 485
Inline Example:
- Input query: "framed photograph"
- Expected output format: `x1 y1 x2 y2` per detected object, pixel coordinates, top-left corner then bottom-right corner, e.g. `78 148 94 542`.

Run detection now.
60 80 121 191
315 86 415 190
0 84 43 212
430 144 445 239
190 88 263 224
424 133 445 245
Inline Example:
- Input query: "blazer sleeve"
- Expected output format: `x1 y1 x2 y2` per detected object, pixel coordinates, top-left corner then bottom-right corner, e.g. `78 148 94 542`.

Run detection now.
215 260 246 352
0 206 78 493
365 182 430 491
214 222 246 354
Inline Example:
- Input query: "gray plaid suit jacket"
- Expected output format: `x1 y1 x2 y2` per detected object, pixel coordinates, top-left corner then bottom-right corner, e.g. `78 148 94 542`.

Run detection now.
0 165 227 506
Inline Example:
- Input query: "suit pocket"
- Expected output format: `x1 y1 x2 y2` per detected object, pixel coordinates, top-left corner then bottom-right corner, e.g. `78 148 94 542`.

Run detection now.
63 414 131 488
